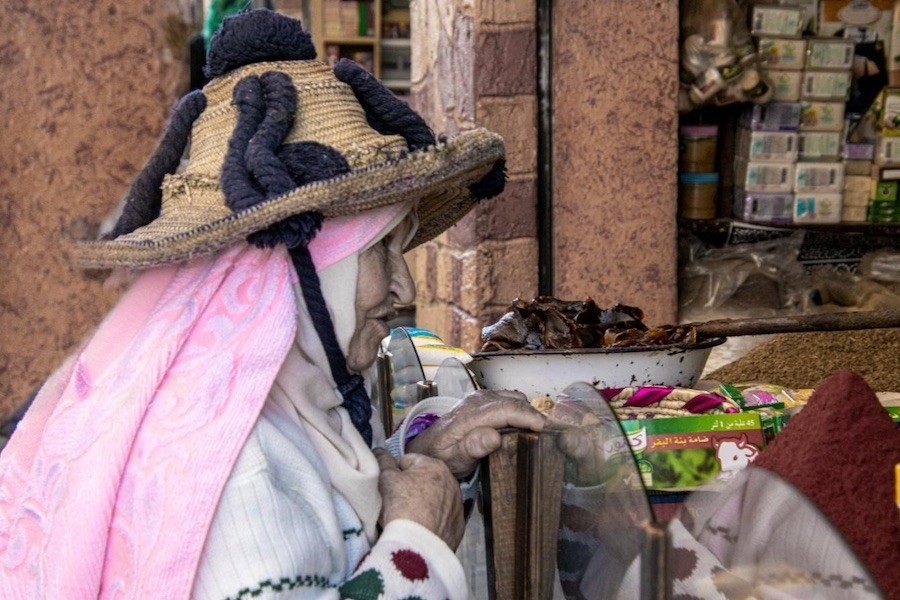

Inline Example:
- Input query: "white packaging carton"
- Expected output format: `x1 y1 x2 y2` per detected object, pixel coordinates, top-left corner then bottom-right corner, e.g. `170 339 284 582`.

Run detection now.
801 70 852 100
794 161 845 193
736 128 799 162
757 37 808 70
752 5 804 37
734 190 794 223
798 131 842 160
793 192 843 223
735 158 795 193
800 100 845 131
805 38 856 70
768 69 803 101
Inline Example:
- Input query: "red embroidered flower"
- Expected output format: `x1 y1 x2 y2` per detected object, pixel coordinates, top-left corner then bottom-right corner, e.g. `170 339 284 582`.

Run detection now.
391 549 429 581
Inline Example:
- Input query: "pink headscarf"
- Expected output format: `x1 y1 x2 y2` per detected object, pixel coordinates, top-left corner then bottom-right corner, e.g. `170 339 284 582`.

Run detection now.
0 202 413 598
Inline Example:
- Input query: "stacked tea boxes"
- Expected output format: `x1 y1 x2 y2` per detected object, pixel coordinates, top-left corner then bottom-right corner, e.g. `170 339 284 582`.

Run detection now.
871 89 900 223
734 5 852 224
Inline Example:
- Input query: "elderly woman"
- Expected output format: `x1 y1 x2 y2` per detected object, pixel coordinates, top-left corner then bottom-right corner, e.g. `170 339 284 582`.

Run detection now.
0 10 543 599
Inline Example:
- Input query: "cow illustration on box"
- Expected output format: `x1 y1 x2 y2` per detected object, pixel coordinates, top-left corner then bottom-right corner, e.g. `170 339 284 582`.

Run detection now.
713 434 760 482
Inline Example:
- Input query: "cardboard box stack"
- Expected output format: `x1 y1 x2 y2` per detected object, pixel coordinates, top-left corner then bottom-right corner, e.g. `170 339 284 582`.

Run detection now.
872 90 900 223
738 3 855 225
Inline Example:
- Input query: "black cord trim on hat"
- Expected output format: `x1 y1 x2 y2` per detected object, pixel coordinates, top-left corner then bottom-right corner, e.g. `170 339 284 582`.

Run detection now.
333 58 435 151
245 71 297 197
104 90 207 239
241 72 343 249
468 158 507 200
223 75 268 211
291 245 373 446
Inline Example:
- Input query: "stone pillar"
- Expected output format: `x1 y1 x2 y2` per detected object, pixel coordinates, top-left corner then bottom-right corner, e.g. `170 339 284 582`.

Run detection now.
0 2 193 418
551 0 679 325
409 0 539 352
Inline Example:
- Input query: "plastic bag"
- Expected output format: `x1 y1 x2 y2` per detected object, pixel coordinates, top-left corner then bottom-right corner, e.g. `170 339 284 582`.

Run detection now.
679 231 808 321
859 247 900 283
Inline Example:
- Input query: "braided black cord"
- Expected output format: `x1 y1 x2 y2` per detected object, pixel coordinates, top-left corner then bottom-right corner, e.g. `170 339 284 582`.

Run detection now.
222 75 268 211
244 72 324 249
244 71 297 196
105 90 207 239
291 246 373 446
333 58 435 151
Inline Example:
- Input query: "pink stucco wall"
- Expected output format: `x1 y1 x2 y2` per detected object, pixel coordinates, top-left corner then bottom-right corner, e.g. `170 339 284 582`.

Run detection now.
0 2 191 418
552 0 679 325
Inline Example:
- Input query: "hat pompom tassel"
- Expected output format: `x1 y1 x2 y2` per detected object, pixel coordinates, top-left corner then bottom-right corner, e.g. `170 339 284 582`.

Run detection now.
468 158 507 200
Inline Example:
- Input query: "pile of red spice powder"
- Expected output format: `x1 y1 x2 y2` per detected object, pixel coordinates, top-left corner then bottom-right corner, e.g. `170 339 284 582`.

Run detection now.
754 369 900 598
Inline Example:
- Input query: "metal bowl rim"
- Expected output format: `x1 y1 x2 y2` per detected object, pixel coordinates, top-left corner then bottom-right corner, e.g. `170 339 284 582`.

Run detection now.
472 336 727 359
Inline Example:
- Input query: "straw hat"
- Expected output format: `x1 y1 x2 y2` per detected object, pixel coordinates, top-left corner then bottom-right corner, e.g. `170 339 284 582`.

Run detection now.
74 52 504 269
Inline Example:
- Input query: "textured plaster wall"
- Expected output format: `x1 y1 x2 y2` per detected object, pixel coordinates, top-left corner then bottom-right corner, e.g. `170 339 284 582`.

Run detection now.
552 0 679 325
0 2 192 418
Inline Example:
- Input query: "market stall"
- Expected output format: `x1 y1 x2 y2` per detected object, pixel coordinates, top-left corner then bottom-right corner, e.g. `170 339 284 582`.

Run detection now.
376 296 900 599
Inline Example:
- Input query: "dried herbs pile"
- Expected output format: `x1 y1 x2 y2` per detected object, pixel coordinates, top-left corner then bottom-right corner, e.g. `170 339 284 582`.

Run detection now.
480 297 699 352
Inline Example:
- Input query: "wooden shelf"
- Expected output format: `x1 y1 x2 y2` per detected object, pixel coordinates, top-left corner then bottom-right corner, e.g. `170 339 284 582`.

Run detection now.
682 218 900 239
380 38 411 49
306 0 410 89
381 78 410 91
322 36 377 45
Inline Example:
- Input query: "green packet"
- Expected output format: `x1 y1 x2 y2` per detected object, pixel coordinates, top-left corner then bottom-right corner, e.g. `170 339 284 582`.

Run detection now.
620 413 765 492
886 406 900 426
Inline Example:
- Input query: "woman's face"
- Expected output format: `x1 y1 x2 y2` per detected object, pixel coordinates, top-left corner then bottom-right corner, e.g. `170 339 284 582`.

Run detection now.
346 222 416 372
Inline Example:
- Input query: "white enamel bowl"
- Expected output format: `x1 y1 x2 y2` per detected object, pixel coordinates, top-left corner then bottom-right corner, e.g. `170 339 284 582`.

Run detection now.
468 337 726 397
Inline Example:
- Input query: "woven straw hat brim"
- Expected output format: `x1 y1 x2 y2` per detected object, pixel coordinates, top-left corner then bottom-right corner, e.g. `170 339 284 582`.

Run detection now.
73 129 503 269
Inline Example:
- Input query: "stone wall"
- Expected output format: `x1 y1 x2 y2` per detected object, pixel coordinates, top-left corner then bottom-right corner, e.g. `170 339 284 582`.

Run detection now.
0 2 193 419
409 0 539 352
410 0 679 351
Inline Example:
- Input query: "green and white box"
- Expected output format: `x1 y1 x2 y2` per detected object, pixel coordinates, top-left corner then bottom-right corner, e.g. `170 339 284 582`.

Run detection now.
620 413 765 492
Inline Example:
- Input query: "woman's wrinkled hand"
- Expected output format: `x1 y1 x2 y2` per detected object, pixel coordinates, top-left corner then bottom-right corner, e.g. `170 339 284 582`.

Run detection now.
375 448 465 550
406 390 546 479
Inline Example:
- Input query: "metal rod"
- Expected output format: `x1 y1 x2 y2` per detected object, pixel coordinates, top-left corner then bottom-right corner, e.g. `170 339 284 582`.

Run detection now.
536 0 554 296
692 309 900 339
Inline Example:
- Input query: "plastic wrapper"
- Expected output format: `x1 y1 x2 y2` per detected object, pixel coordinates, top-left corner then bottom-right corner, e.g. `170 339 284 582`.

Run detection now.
678 231 809 322
807 265 900 312
860 247 900 283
